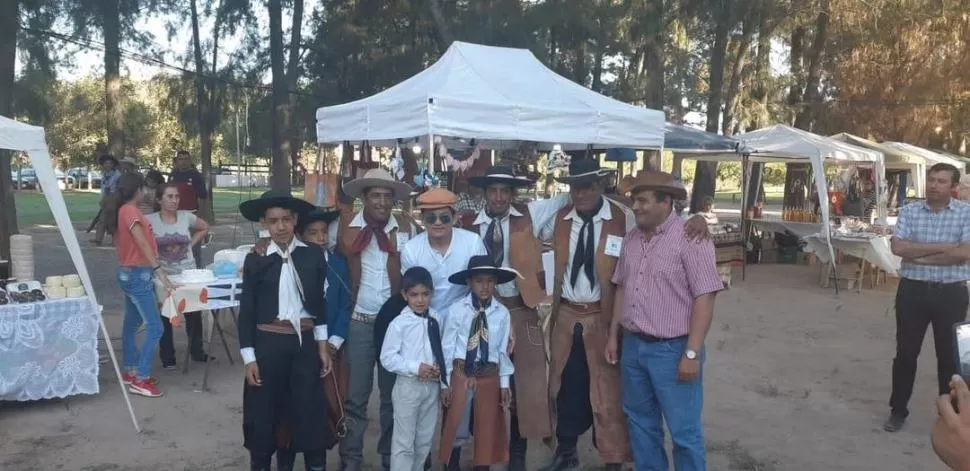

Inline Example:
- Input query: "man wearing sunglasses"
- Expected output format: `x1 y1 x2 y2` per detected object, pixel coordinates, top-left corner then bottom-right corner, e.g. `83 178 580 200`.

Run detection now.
401 188 488 313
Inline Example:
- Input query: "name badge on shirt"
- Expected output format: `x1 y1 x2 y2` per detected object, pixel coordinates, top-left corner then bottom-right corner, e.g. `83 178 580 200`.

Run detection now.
396 233 410 248
605 234 623 257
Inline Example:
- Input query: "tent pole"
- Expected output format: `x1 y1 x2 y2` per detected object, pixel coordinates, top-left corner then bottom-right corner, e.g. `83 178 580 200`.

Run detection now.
428 133 435 176
741 154 748 282
97 307 142 432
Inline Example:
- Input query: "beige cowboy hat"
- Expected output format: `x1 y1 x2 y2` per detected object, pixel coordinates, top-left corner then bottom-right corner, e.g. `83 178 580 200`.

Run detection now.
342 168 412 201
627 170 688 201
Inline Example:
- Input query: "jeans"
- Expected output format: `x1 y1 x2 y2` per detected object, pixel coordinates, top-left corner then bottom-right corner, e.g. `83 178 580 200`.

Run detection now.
118 266 163 380
890 278 969 417
621 333 705 471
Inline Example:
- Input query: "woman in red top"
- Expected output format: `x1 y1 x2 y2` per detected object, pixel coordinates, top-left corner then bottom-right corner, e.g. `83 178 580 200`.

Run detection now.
114 172 172 398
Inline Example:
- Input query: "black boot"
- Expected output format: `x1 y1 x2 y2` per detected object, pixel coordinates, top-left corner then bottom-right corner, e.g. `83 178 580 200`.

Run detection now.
276 448 296 471
538 447 579 471
305 450 327 471
446 447 461 471
424 454 433 470
508 435 527 471
250 454 272 471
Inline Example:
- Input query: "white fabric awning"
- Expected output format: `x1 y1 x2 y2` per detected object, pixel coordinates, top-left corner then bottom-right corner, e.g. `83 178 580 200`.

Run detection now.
738 125 883 163
315 41 665 150
881 141 966 171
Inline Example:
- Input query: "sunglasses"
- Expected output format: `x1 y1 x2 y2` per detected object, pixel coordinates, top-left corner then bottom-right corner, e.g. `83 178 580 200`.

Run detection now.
423 213 453 225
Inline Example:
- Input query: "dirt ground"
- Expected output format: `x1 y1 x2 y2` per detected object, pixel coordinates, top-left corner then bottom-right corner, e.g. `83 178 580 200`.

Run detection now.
0 217 950 470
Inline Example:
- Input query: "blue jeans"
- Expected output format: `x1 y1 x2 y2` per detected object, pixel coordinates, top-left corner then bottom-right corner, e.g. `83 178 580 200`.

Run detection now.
621 333 705 471
118 266 163 380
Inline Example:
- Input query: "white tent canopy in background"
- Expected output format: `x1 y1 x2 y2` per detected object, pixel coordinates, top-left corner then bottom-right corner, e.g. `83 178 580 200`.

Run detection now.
0 115 140 432
315 41 666 151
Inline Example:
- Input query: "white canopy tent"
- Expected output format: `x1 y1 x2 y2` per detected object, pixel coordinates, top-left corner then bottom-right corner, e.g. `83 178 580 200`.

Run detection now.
882 141 966 197
0 116 140 431
315 41 666 161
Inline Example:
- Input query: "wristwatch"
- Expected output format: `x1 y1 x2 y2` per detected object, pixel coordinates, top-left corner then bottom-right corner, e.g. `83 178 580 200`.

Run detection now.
684 349 698 360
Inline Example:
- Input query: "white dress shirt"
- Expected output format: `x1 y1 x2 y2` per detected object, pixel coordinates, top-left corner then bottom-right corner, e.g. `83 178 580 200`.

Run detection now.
560 198 635 303
472 194 570 298
379 306 442 377
240 237 327 365
328 212 414 316
400 228 487 313
441 294 514 388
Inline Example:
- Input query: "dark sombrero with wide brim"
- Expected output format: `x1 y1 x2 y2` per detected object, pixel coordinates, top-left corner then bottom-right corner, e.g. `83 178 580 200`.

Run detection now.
448 255 521 285
554 159 617 185
239 189 316 223
296 207 341 233
467 166 536 189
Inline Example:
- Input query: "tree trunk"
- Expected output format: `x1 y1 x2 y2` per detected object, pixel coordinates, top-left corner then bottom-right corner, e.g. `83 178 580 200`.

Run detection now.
643 0 665 171
745 0 774 213
793 0 829 130
284 0 304 187
269 0 289 190
787 26 806 108
429 0 454 47
190 0 213 220
103 0 124 157
722 4 757 137
691 0 730 213
0 0 19 258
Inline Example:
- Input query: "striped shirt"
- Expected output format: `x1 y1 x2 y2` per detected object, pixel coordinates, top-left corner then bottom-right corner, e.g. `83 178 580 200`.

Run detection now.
895 199 970 283
611 211 723 338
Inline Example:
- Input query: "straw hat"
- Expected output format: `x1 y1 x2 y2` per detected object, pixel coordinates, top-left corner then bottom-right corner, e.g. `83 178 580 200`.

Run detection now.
342 168 412 201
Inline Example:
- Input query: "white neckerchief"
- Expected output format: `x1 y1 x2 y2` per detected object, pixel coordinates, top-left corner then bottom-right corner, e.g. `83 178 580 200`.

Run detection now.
267 237 307 344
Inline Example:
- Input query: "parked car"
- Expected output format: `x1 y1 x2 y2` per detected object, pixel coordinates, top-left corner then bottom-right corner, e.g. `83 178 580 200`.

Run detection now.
67 168 102 190
10 168 78 190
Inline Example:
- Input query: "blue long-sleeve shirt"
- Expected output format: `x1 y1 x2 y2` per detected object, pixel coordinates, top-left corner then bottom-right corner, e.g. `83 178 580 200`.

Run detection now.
326 250 352 348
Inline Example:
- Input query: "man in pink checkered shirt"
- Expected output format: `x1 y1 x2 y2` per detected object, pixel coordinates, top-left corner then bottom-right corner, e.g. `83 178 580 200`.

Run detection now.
606 170 724 471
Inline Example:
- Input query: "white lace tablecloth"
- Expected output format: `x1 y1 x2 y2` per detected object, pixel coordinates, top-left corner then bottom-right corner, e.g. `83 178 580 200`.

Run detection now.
0 298 100 401
802 233 901 277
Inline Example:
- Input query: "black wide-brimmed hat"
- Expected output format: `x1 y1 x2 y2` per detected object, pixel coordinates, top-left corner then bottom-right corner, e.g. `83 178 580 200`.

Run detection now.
239 189 316 223
554 158 616 185
448 255 520 285
467 166 536 189
98 154 118 165
296 207 341 233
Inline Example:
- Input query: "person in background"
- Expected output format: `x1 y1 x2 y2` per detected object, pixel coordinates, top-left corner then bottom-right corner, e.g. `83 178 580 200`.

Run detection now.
147 183 211 369
380 266 446 471
119 157 138 174
113 172 170 398
400 188 487 313
92 154 121 246
932 375 970 471
884 162 970 432
169 150 209 268
695 196 719 225
237 190 334 471
137 170 167 215
607 171 723 471
439 256 516 471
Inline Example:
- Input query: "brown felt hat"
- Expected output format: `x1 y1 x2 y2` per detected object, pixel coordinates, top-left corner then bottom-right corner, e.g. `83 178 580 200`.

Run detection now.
415 188 458 210
628 171 688 201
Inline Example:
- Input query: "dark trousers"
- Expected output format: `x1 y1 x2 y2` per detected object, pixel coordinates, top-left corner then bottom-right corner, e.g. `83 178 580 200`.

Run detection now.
159 311 204 365
243 330 334 463
890 278 969 417
556 324 594 451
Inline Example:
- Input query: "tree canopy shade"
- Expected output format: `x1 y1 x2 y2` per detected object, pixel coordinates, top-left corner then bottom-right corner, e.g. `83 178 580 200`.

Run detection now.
315 41 665 151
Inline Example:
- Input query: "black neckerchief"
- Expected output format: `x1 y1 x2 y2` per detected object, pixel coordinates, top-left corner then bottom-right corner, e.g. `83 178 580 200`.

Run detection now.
414 309 448 386
570 198 604 287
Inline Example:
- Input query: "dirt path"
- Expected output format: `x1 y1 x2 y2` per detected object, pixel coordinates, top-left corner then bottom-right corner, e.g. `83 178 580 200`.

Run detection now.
0 223 945 470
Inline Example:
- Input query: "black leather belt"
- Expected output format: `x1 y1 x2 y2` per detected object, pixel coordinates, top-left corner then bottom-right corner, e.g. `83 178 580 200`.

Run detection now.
629 331 687 343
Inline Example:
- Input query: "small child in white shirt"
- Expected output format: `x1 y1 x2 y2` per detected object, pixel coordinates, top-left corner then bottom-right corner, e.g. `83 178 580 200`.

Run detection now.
379 266 447 471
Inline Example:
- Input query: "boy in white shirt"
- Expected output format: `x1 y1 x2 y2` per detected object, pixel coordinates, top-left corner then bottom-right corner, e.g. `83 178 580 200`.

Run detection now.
379 266 447 471
439 255 516 471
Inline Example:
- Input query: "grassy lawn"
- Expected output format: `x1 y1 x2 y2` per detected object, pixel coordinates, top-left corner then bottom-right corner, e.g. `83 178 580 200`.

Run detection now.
14 187 301 227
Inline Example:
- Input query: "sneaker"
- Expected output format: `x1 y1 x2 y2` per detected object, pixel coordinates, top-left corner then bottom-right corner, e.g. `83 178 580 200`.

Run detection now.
123 372 158 385
129 378 164 397
162 363 177 370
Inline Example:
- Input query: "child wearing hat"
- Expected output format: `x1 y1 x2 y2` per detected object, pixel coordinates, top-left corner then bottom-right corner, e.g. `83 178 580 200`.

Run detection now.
380 266 447 471
438 255 516 471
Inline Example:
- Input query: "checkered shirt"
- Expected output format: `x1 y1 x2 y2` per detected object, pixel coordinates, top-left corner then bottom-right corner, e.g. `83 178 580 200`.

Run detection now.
895 199 970 283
